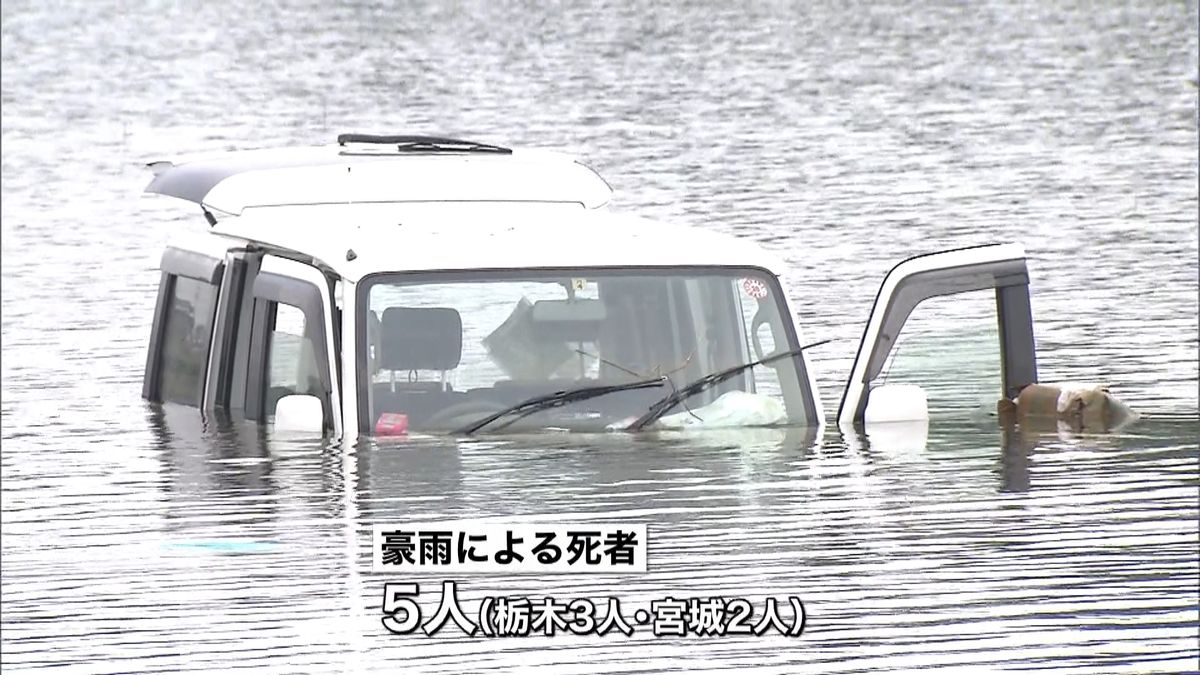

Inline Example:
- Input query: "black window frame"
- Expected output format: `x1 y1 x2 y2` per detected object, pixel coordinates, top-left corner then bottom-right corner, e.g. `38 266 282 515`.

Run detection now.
354 265 821 434
838 249 1038 424
243 270 334 429
213 250 265 414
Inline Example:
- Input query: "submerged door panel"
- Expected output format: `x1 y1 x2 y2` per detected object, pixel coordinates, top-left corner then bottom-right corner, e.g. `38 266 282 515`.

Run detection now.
838 243 1037 426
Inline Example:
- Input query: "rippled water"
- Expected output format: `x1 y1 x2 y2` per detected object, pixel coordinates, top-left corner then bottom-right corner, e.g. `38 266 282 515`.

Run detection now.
2 0 1197 672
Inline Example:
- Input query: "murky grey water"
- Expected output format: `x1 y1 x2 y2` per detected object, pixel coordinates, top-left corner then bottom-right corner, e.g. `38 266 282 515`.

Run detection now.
2 0 1198 672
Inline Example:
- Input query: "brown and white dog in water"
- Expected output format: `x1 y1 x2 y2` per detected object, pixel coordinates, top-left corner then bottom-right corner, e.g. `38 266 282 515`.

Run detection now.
998 382 1138 434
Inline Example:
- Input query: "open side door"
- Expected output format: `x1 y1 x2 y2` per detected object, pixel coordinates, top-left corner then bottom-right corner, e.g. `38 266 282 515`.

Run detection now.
239 256 343 437
837 243 1038 426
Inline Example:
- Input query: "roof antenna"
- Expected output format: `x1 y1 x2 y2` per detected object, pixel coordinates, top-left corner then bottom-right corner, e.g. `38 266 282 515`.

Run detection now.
201 207 217 227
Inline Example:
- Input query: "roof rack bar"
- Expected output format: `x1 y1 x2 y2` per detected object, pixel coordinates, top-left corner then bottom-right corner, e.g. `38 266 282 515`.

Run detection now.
336 133 512 154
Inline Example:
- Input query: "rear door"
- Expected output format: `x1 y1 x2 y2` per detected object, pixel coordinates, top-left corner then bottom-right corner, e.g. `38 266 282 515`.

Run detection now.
837 243 1038 426
143 247 225 407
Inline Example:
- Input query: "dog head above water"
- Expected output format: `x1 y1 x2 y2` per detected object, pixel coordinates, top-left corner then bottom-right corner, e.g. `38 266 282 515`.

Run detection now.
998 382 1138 433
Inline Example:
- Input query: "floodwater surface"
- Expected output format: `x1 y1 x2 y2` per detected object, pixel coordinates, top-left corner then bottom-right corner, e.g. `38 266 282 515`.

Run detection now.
2 1 1198 673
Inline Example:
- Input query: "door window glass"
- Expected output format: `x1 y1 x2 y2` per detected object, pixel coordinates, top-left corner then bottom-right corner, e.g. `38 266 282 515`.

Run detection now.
874 289 1002 417
158 276 219 406
265 302 322 416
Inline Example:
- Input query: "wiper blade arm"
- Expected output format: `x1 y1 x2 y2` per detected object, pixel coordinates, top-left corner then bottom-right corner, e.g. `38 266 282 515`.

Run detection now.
394 139 512 154
454 377 668 435
336 134 513 154
625 340 831 432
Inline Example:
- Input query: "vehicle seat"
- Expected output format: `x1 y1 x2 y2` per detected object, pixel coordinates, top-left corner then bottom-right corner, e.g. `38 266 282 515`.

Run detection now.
373 307 466 423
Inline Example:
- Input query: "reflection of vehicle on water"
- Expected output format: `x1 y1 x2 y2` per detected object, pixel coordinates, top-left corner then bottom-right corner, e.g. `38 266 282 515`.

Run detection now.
140 134 1046 439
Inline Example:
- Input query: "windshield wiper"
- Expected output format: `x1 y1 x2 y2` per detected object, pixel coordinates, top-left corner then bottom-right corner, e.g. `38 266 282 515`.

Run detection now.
624 340 831 432
454 377 668 435
336 133 513 154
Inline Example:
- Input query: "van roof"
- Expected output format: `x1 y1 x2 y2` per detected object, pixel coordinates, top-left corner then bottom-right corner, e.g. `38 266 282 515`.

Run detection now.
149 136 790 281
144 135 614 214
188 201 789 282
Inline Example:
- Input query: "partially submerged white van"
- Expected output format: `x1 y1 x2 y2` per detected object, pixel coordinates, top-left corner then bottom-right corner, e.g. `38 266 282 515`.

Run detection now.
141 134 1039 438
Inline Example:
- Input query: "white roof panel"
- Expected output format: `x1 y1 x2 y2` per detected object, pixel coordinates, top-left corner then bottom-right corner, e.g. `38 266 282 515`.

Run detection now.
205 202 788 282
148 139 789 282
145 143 613 214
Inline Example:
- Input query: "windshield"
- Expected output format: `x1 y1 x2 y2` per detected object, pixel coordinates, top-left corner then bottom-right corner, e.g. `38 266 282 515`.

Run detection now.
356 268 815 434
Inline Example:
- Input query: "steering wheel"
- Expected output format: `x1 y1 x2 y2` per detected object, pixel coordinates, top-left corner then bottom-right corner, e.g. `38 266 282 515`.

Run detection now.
421 399 510 431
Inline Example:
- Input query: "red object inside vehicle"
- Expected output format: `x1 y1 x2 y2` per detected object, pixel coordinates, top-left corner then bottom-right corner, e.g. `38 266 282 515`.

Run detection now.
375 413 409 436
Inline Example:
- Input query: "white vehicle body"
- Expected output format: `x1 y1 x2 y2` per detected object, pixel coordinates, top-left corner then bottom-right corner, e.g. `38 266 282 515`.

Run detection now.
141 135 1039 439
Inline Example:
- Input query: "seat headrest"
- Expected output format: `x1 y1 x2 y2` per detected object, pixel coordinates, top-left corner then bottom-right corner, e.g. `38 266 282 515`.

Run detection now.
381 307 463 371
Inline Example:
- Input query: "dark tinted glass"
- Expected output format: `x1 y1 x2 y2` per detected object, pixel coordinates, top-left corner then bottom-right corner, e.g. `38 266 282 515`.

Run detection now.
159 276 219 406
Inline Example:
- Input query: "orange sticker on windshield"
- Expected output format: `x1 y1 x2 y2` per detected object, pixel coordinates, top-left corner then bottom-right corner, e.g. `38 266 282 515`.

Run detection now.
742 278 769 299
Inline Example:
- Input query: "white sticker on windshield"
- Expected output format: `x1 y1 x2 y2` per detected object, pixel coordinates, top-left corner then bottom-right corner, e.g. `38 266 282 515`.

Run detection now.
742 278 769 299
